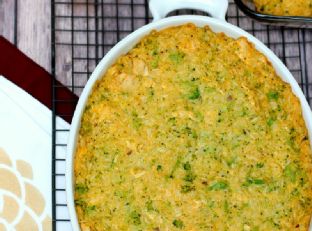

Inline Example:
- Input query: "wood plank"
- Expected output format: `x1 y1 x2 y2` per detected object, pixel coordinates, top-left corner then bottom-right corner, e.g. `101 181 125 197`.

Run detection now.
0 0 16 44
17 0 51 72
53 3 72 87
1 0 311 100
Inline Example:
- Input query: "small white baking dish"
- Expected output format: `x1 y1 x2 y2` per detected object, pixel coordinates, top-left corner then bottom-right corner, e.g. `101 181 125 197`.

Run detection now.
66 0 312 230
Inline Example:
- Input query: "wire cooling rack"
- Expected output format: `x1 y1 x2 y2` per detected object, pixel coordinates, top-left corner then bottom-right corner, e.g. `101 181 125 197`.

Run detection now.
51 0 312 230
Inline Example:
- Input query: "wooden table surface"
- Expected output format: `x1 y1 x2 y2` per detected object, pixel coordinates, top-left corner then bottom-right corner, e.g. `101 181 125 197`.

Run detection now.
1 0 312 100
1 0 51 73
1 1 312 229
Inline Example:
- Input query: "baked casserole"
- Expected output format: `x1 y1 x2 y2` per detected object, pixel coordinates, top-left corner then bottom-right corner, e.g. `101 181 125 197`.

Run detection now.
74 24 312 230
254 0 312 17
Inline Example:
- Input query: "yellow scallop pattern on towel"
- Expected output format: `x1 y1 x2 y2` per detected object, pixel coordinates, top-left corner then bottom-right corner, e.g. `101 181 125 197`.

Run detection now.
0 148 51 230
0 195 19 223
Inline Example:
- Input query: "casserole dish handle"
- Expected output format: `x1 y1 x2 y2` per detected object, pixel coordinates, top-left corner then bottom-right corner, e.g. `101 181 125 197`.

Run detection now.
149 0 228 21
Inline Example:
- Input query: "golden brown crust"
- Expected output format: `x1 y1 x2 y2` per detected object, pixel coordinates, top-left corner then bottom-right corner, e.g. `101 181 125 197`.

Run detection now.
74 24 312 231
254 0 312 17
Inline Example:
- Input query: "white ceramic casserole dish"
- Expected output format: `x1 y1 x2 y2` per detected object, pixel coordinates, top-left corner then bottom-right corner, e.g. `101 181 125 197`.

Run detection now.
66 0 312 230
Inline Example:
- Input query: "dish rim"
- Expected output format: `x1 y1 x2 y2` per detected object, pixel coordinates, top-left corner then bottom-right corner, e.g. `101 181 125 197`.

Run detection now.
234 0 312 27
66 15 312 230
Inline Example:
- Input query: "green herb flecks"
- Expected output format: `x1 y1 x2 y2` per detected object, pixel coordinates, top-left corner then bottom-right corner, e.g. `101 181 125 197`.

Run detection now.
169 156 182 179
224 200 230 213
75 184 88 194
114 190 127 199
129 210 141 225
80 121 92 135
173 219 184 228
183 172 196 183
183 162 191 171
151 55 159 68
182 161 196 183
183 126 198 139
188 87 201 100
209 181 229 191
267 117 275 127
267 91 279 101
256 163 264 168
284 163 299 182
243 178 265 187
169 51 185 64
226 156 237 167
146 200 156 212
181 185 195 193
149 87 155 98
74 199 86 207
132 111 142 129
85 205 96 215
157 165 162 171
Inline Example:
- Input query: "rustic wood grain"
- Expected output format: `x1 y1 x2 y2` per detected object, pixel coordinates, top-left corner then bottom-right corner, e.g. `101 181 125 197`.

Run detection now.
0 0 311 101
1 2 311 230
0 0 16 44
0 0 51 72
54 3 73 88
17 0 51 72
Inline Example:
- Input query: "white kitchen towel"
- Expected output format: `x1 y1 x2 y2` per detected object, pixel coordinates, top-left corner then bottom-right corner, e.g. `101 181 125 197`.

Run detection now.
0 75 69 231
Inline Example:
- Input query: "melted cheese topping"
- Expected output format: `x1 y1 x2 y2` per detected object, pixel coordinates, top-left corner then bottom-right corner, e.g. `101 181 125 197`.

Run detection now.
254 0 312 16
74 24 312 231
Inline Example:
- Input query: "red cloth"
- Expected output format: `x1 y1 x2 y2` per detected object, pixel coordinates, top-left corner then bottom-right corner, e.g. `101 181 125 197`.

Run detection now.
0 36 78 123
